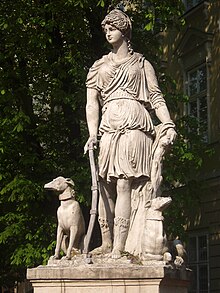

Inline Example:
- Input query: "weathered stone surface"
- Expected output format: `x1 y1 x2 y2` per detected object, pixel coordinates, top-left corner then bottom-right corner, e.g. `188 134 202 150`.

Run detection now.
84 8 177 260
28 8 189 293
44 176 85 260
27 261 191 293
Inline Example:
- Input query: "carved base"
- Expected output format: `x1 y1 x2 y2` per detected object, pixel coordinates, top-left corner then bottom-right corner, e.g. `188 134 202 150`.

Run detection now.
27 255 191 293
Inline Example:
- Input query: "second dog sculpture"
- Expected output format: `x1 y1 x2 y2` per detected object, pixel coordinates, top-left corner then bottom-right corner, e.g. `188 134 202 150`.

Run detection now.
142 196 172 261
44 176 85 260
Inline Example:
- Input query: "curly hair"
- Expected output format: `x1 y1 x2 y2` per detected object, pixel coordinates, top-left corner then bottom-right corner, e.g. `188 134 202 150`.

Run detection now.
101 9 132 40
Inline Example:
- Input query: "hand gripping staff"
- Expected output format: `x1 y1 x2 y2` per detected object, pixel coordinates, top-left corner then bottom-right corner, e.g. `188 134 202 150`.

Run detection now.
83 141 99 263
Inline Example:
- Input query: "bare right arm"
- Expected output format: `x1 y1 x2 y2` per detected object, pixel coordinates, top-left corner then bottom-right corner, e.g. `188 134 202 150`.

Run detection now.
84 88 100 154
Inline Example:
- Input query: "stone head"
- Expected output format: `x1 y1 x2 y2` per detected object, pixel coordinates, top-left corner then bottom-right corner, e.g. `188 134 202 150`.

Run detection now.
101 9 132 40
145 196 172 212
44 176 75 195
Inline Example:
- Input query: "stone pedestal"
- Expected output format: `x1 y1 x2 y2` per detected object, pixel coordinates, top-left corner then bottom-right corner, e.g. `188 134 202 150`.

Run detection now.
27 258 191 293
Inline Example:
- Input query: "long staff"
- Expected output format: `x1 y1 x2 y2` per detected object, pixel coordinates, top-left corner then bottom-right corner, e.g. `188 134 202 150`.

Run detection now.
83 142 99 262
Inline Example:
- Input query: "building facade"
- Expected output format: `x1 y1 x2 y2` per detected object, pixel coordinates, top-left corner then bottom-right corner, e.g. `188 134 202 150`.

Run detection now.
162 1 220 292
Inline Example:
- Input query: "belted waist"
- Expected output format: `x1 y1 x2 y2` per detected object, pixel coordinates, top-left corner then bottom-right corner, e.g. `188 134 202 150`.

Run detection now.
103 95 136 106
101 89 136 105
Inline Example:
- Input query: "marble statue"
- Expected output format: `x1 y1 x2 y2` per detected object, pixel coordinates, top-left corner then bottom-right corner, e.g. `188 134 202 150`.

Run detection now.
44 177 85 260
84 9 176 260
26 10 190 293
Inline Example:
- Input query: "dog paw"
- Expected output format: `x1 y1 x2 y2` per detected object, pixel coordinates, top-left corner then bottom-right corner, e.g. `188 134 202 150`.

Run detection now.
174 256 184 267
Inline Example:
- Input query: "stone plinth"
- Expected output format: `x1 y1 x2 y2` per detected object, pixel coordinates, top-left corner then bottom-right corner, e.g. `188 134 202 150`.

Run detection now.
27 258 191 293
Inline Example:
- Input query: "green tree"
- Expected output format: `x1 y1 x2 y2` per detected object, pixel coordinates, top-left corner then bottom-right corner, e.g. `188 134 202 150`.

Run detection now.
0 0 209 288
0 0 96 286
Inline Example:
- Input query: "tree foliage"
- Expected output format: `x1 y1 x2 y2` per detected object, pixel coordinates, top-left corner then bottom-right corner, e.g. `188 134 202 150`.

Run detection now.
0 0 209 287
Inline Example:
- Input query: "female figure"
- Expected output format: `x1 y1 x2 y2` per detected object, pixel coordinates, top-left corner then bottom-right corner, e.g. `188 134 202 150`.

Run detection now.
84 9 176 259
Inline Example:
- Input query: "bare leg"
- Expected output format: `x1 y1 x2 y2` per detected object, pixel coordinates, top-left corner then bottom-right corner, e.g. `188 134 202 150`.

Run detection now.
112 178 132 259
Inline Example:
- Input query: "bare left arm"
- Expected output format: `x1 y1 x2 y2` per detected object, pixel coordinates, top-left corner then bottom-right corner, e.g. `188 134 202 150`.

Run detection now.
144 60 176 143
155 104 172 124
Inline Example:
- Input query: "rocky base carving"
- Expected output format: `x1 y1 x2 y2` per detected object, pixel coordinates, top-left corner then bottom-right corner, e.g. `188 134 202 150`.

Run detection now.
46 252 185 271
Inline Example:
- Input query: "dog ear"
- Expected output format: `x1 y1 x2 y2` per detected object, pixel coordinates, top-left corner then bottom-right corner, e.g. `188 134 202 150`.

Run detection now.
65 178 75 188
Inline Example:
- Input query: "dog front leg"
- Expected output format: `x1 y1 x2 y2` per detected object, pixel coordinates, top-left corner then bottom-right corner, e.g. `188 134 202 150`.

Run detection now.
53 225 64 259
65 225 77 260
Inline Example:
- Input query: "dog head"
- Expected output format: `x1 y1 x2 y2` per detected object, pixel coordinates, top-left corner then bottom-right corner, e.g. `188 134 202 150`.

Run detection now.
145 197 172 212
44 176 75 198
145 197 172 221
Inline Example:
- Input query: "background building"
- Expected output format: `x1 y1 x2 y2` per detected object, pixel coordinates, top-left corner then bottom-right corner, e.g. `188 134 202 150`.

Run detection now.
162 1 220 292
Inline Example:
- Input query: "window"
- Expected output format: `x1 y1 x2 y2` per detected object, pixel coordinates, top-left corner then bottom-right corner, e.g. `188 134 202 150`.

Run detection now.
188 234 209 293
183 0 204 11
186 65 208 141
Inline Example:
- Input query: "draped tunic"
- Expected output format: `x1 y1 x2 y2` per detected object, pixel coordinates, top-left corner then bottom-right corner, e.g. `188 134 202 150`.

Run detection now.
86 52 165 182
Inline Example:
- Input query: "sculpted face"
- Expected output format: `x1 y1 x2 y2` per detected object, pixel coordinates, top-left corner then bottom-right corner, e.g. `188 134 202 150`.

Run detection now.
104 24 123 46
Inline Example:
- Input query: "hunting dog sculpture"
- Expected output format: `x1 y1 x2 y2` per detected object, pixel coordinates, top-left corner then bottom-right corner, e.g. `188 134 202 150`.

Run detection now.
142 196 172 261
44 176 85 260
